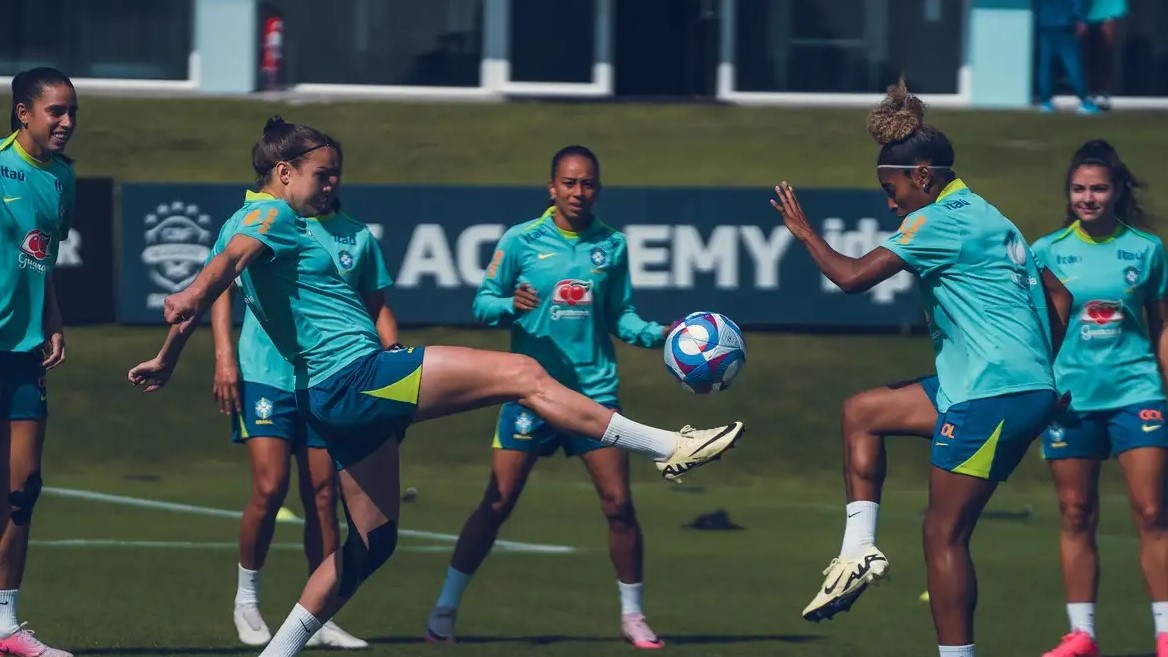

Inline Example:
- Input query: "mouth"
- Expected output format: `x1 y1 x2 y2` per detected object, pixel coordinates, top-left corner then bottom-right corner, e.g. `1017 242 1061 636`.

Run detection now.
48 131 71 149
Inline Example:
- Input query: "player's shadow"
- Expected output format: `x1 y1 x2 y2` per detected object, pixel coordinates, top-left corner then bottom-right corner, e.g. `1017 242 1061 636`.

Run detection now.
75 640 258 649
369 633 823 645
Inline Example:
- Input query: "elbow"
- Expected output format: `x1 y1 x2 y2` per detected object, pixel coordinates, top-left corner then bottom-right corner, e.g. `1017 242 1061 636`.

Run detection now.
836 274 872 295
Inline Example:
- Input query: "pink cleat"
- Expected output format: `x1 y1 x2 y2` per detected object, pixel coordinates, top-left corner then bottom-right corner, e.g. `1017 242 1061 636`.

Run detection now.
1042 630 1100 657
621 614 664 649
0 624 72 657
1157 632 1168 657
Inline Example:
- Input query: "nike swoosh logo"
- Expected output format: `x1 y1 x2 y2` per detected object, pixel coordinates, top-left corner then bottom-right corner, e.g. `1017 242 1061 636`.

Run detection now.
537 253 555 259
688 425 736 455
1143 424 1162 433
3 197 20 203
847 512 861 518
824 553 887 595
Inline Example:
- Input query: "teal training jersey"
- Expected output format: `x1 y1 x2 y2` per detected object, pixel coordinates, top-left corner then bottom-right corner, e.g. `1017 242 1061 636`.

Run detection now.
209 192 382 388
882 179 1056 412
1031 221 1168 411
475 210 665 405
0 133 75 352
235 210 393 392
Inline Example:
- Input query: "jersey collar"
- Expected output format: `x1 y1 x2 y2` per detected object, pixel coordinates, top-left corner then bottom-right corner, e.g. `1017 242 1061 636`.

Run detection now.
1070 219 1126 244
936 178 968 201
245 190 277 202
3 132 52 170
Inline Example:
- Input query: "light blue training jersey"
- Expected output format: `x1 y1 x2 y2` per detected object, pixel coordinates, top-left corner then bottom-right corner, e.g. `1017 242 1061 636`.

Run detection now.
882 179 1056 412
234 209 393 391
209 191 383 388
1032 221 1168 411
474 209 665 405
0 133 75 352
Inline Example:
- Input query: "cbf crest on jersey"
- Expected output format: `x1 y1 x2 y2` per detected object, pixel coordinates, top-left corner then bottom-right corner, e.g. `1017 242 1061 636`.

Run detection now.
142 201 213 294
589 246 608 268
1124 265 1141 288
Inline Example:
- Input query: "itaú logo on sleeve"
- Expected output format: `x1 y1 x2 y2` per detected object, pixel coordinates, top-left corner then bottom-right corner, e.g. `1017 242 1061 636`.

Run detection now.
549 279 592 320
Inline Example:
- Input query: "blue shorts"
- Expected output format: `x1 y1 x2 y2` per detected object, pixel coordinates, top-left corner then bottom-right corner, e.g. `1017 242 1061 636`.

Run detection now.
1042 400 1168 460
918 375 1058 482
0 351 46 421
232 381 326 450
492 401 618 458
298 346 425 470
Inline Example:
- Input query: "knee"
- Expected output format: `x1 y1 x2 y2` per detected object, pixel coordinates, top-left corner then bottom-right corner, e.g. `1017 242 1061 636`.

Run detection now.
1131 502 1167 534
310 480 337 516
921 511 967 552
482 489 520 523
598 490 636 527
841 392 880 437
7 472 42 527
252 472 289 508
1058 495 1099 536
508 355 552 400
338 520 398 597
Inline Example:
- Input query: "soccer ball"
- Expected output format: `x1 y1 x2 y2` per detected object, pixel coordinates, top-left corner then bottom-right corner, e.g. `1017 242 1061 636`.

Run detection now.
664 312 746 394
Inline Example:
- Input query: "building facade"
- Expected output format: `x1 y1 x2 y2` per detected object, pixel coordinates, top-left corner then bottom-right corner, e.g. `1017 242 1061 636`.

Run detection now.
2 0 1165 108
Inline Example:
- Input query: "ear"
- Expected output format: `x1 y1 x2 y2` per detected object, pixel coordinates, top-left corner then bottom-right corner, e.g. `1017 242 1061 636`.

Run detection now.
275 161 293 186
14 102 31 129
916 165 933 192
546 180 555 201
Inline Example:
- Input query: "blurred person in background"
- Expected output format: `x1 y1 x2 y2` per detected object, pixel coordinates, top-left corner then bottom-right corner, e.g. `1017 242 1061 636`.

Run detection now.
1035 0 1102 114
1079 0 1128 110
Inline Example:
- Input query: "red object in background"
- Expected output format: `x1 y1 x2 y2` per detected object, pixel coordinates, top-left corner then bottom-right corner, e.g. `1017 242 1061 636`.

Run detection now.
261 15 284 90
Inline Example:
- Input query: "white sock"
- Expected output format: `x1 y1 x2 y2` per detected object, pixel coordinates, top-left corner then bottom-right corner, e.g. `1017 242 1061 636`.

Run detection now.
601 414 675 460
1153 601 1168 634
938 644 975 657
435 566 471 609
259 603 322 657
0 590 17 636
618 581 643 616
839 501 879 558
1067 602 1096 637
236 564 261 607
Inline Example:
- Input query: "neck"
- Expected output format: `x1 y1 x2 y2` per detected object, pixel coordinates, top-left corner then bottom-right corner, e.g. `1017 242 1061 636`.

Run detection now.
14 131 49 163
1078 215 1120 239
552 208 592 233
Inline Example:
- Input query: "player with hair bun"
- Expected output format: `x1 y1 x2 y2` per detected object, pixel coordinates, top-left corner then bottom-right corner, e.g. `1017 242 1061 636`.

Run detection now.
128 117 744 657
771 79 1071 657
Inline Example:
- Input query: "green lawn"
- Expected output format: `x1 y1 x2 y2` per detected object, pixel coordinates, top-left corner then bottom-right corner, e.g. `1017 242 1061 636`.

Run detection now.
8 96 1166 656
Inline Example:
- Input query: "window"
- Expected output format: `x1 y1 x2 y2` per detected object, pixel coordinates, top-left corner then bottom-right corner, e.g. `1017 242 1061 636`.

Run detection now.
509 0 596 83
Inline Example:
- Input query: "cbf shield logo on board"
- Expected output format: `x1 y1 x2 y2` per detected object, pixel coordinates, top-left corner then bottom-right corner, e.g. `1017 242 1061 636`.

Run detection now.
142 201 213 308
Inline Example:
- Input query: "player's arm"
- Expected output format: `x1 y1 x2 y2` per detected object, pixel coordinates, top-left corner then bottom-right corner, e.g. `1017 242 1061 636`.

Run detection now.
607 245 667 347
210 284 242 414
770 182 908 293
357 228 399 347
1146 242 1168 385
165 234 270 333
472 231 523 326
41 275 65 369
1040 267 1072 356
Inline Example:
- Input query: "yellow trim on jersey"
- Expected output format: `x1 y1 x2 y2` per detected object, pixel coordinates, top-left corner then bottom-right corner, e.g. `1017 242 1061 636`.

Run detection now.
952 420 1004 479
360 365 423 404
936 178 968 201
12 137 50 169
1070 219 1125 244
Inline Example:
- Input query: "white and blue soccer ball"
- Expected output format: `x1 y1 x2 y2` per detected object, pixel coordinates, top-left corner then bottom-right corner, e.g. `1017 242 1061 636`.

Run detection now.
663 312 746 394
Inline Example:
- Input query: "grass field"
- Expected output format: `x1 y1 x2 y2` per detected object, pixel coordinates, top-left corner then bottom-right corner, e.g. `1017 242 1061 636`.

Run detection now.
10 96 1168 656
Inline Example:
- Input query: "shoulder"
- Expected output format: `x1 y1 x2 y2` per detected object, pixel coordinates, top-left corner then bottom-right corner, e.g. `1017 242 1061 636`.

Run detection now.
1031 226 1074 253
1125 225 1165 252
334 211 373 236
500 215 552 246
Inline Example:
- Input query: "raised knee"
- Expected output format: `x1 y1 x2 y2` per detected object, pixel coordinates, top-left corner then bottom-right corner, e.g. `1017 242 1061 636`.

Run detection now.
841 392 881 435
1058 496 1098 535
7 472 42 526
510 355 551 398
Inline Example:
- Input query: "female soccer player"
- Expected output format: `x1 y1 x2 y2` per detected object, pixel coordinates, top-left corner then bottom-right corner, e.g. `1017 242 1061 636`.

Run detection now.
127 117 744 657
1032 140 1168 657
771 81 1067 657
212 196 396 649
0 67 77 657
424 146 672 649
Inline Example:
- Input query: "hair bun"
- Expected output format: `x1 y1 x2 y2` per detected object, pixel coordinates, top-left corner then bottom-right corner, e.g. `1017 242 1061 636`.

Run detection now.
866 76 927 146
263 115 287 134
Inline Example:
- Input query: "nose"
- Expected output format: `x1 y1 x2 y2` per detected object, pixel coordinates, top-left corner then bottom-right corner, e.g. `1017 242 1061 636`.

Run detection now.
886 196 899 212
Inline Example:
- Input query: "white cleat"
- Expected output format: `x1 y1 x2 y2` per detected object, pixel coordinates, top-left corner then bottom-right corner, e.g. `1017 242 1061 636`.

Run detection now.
656 422 745 483
233 604 272 646
801 545 890 622
306 620 369 649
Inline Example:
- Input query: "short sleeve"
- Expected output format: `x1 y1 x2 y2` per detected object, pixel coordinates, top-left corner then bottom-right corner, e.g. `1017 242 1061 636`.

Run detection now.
1151 239 1168 300
881 209 962 278
230 202 300 262
1030 236 1051 271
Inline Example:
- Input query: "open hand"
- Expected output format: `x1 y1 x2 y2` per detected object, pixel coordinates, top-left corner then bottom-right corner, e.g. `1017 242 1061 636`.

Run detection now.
770 181 815 242
128 357 175 393
513 283 539 313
